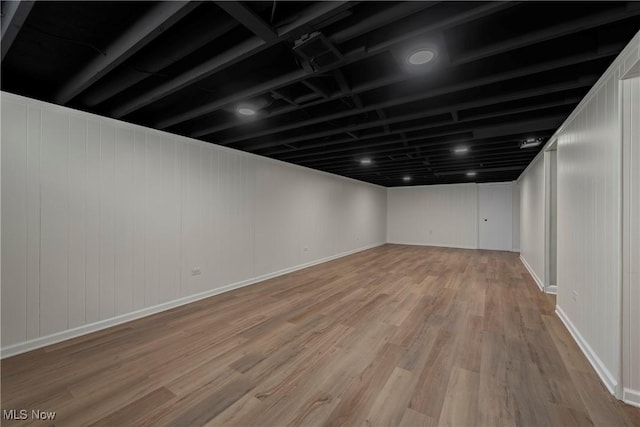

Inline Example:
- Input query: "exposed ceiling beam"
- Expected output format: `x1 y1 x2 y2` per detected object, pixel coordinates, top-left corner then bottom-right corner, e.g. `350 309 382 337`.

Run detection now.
301 80 329 99
215 1 276 42
83 19 238 106
452 3 640 66
333 69 363 108
279 117 561 163
199 51 604 145
264 103 564 160
236 78 591 151
189 46 619 138
1 0 34 62
329 1 437 44
155 1 514 129
111 1 353 118
301 142 548 170
55 1 197 104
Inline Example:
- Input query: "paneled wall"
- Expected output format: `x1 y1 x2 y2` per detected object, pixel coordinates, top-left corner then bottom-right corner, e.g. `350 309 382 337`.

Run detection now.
387 183 479 249
1 92 386 355
518 155 545 290
517 31 639 399
622 76 640 406
386 182 519 250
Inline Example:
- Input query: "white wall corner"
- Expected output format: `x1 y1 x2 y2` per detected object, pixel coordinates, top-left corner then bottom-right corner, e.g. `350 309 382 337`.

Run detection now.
520 255 544 292
555 306 618 395
623 388 640 408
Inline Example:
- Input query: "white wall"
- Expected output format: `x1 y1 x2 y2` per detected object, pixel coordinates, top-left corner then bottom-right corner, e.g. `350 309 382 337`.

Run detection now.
512 182 520 251
518 155 545 290
622 75 640 407
387 182 519 251
387 183 479 249
0 92 386 356
517 31 640 399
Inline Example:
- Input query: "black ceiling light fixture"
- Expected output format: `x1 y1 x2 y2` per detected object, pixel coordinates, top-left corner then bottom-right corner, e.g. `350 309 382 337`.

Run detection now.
453 146 469 154
466 171 477 177
360 158 372 165
403 176 412 182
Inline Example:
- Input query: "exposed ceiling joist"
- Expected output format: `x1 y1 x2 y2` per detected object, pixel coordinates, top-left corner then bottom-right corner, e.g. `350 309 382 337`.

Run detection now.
156 1 514 130
199 52 606 144
235 77 593 151
1 0 34 61
111 1 353 118
280 116 563 162
190 46 619 138
83 19 238 107
453 3 640 65
55 1 198 104
266 96 578 159
215 1 277 42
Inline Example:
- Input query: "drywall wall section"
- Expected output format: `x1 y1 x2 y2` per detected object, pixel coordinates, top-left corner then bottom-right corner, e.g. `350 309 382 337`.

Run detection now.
518 154 545 291
622 75 640 407
387 182 519 251
0 92 387 357
516 31 640 398
387 183 479 249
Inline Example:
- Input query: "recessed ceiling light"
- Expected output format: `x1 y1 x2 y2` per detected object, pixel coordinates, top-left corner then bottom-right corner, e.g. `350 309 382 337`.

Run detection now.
407 48 436 65
360 158 372 165
237 106 256 116
454 147 469 154
403 176 411 181
466 171 477 177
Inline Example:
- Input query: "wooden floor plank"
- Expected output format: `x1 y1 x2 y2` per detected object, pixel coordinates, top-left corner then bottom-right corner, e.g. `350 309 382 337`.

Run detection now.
2 245 638 426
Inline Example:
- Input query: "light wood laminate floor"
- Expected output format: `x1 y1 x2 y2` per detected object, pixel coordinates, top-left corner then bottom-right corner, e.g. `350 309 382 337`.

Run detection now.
2 245 639 426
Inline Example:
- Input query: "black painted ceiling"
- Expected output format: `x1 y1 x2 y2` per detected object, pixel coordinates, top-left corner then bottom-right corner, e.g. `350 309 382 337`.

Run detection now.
2 1 639 186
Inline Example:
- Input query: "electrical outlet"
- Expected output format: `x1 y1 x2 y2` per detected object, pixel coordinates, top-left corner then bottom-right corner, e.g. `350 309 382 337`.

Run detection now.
191 268 201 276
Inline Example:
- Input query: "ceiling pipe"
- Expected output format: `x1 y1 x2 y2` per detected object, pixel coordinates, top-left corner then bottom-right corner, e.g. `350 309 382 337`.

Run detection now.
111 1 353 118
1 0 34 62
55 1 198 104
154 2 515 128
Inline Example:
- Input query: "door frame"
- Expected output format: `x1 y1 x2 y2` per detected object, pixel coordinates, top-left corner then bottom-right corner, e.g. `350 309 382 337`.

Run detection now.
543 140 558 294
477 182 513 251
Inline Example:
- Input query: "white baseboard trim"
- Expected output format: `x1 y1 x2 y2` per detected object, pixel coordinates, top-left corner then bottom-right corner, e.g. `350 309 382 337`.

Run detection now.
623 388 640 408
545 285 558 294
555 305 618 395
519 255 545 292
386 241 478 250
1 242 384 359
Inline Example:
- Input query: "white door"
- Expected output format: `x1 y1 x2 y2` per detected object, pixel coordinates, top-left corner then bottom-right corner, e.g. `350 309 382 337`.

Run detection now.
478 183 512 250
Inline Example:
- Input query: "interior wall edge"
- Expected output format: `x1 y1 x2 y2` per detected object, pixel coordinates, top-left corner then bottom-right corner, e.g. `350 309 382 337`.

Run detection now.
1 242 384 359
519 254 544 293
555 305 618 395
623 388 640 408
